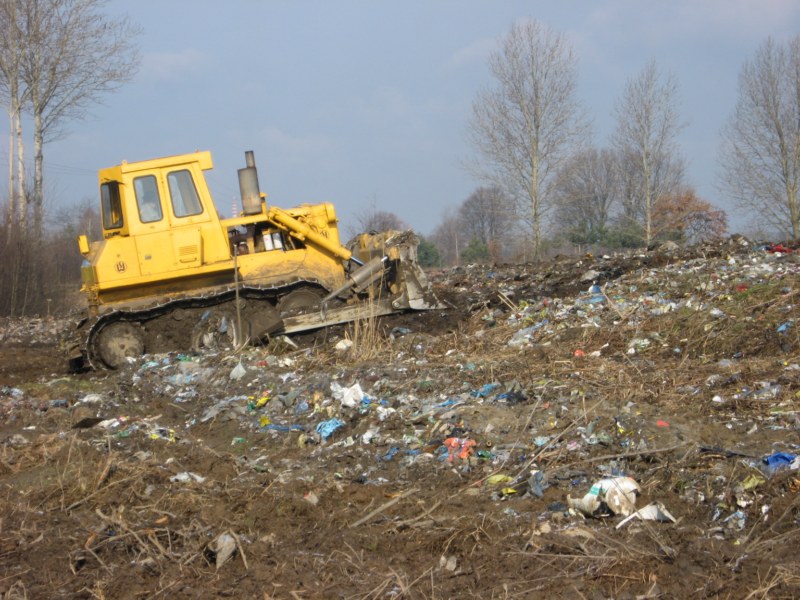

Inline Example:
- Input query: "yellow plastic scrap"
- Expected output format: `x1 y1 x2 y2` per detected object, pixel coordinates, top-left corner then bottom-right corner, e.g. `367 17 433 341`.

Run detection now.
741 473 766 491
149 428 176 443
487 474 514 486
500 487 518 496
259 416 271 427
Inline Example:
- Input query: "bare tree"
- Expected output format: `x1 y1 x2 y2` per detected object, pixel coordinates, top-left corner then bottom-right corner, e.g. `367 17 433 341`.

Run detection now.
0 0 141 231
0 1 28 226
430 212 463 267
552 147 619 244
458 186 513 261
467 20 588 258
612 59 685 246
352 200 409 235
719 36 800 239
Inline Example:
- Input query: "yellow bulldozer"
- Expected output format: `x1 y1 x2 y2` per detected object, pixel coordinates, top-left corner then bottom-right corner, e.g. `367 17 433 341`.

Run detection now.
68 150 440 370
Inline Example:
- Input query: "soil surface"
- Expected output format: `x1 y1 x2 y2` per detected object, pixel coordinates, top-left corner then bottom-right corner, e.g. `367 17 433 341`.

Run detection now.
1 237 799 599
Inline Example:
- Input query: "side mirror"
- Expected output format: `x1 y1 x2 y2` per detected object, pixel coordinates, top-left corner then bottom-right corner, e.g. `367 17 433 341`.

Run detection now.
78 234 90 255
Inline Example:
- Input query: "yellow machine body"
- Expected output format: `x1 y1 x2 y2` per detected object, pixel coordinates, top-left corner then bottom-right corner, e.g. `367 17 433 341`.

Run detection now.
70 150 440 370
80 151 347 310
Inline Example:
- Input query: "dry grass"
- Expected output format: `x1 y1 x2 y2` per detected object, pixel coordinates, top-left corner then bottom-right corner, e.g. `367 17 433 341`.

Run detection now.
343 297 385 362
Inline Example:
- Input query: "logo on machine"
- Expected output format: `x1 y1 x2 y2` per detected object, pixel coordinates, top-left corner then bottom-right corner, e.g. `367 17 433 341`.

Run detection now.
115 261 127 273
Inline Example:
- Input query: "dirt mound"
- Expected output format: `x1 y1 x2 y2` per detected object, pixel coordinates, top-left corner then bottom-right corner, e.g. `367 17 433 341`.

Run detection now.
1 236 799 599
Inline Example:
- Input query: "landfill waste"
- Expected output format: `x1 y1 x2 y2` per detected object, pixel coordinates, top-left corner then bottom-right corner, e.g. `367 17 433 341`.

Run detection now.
229 362 247 381
444 437 476 462
316 418 345 440
207 532 238 569
331 382 366 408
4 236 800 598
616 502 677 529
170 472 206 484
724 510 747 530
761 452 799 475
567 477 641 517
335 339 354 352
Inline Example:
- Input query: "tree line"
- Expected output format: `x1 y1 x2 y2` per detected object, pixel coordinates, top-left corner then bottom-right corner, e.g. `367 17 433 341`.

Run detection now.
0 0 139 316
417 24 798 265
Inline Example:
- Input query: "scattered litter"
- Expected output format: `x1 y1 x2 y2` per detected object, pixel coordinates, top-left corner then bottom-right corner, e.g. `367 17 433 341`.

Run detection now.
724 510 747 530
229 362 247 381
439 555 458 572
170 472 206 484
331 382 365 408
762 452 799 475
316 418 345 440
487 474 514 486
80 393 104 404
567 477 640 517
335 339 353 352
207 532 237 569
5 236 800 596
616 502 677 529
444 437 476 462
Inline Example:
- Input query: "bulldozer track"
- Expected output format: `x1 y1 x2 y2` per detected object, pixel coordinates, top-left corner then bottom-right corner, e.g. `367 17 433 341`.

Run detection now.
71 281 330 370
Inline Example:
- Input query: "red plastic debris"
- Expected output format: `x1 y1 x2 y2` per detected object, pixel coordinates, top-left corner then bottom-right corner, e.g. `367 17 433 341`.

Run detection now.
766 243 793 254
444 437 477 462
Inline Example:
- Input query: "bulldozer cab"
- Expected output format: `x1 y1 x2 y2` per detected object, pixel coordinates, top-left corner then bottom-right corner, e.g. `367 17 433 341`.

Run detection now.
82 152 234 302
99 153 215 235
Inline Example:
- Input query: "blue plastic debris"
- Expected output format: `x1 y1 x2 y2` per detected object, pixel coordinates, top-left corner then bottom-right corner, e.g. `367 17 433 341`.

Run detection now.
777 321 793 334
166 373 195 386
496 390 527 404
380 447 400 461
762 452 798 474
315 418 345 440
261 423 304 433
471 383 501 398
508 320 550 346
528 470 548 497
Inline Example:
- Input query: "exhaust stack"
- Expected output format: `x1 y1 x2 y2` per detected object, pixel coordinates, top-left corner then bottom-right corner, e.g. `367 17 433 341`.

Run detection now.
238 150 263 215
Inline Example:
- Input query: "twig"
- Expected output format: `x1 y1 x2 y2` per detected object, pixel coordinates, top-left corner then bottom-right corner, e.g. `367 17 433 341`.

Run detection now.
96 507 156 559
95 455 114 490
350 488 419 528
64 475 137 511
508 399 605 483
601 284 630 322
497 291 518 311
231 530 249 570
85 546 112 574
394 500 442 530
555 441 691 470
746 288 798 312
0 569 31 586
744 493 800 550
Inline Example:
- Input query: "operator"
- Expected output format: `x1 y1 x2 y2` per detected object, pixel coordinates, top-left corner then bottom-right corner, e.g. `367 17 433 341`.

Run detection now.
139 190 162 222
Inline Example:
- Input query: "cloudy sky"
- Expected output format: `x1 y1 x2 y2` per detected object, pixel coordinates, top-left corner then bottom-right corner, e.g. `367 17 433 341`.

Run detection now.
3 0 799 235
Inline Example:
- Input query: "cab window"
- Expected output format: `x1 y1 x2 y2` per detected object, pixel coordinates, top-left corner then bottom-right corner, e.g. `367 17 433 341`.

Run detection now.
168 170 203 217
134 175 163 223
101 182 123 230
